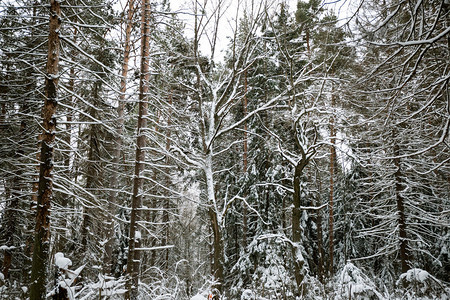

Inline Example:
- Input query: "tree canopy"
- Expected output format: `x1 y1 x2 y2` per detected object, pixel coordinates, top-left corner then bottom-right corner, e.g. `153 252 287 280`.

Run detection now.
0 0 448 299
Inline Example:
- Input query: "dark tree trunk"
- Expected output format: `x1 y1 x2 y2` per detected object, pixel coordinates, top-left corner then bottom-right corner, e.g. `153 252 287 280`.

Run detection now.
394 143 409 273
161 92 173 270
209 207 224 299
81 85 100 254
328 94 336 276
292 159 308 295
242 70 248 249
125 0 150 298
316 178 325 283
29 1 61 299
106 0 136 275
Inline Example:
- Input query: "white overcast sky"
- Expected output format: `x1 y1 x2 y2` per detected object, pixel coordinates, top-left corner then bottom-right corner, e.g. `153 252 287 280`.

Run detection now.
168 0 297 61
168 0 353 61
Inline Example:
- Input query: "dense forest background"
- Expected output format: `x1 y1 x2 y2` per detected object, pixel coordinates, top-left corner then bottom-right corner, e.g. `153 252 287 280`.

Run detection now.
0 0 449 299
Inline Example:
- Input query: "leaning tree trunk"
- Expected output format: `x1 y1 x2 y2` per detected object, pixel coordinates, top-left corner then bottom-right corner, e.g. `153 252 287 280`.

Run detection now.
29 1 61 299
125 0 150 298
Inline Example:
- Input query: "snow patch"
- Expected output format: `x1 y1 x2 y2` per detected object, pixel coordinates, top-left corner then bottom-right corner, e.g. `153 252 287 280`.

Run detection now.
338 262 384 299
399 268 430 283
241 289 255 299
135 230 141 240
190 294 207 300
0 245 15 251
55 252 72 269
396 268 448 299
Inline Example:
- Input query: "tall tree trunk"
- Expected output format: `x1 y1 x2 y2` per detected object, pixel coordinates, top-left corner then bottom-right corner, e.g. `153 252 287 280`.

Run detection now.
394 143 409 273
29 1 61 298
208 206 224 299
316 174 324 283
292 159 308 296
328 93 336 276
161 92 173 270
242 70 248 249
64 28 76 171
125 0 150 298
80 85 100 256
205 154 224 299
106 0 136 275
147 112 160 272
193 2 223 297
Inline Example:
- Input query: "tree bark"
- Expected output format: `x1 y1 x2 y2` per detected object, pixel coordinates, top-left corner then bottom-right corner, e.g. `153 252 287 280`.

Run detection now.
29 1 61 299
242 69 248 249
204 153 224 299
161 92 173 270
316 194 324 283
394 143 409 273
328 94 336 277
106 0 136 275
292 159 308 295
125 0 150 298
80 84 100 255
208 207 224 299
